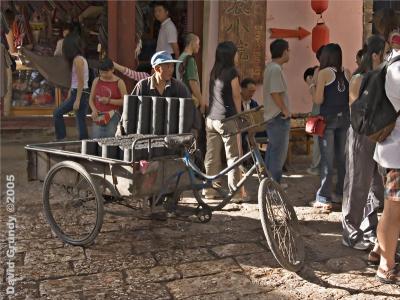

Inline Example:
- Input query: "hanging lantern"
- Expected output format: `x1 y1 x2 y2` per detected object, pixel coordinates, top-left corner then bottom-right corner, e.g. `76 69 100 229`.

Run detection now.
312 21 329 53
311 0 329 15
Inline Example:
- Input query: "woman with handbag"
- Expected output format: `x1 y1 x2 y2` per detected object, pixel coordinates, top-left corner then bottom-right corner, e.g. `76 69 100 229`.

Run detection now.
308 43 351 210
89 58 127 138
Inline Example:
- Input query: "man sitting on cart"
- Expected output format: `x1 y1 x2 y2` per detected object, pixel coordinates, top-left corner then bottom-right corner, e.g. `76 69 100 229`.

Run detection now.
131 51 201 132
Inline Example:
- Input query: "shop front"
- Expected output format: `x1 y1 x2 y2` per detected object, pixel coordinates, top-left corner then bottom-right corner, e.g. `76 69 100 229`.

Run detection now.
1 0 203 118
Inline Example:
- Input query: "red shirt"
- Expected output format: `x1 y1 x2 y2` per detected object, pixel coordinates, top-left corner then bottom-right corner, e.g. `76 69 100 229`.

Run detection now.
94 79 122 112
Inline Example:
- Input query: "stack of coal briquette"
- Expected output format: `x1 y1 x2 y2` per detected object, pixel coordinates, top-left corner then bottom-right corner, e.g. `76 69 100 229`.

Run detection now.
80 96 196 161
81 134 181 161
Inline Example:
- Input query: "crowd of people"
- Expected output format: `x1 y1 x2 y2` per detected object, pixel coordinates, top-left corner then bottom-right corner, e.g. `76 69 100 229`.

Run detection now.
48 4 400 285
2 1 399 285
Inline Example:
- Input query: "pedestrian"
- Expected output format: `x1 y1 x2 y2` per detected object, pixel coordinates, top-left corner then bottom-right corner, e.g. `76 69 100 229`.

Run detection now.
113 61 150 82
1 9 16 117
263 39 291 186
342 35 385 251
240 77 266 155
153 1 179 59
53 33 89 141
54 22 74 56
372 15 400 284
88 58 127 138
308 43 351 210
373 7 399 54
304 66 320 176
204 41 247 202
176 32 206 169
176 33 205 113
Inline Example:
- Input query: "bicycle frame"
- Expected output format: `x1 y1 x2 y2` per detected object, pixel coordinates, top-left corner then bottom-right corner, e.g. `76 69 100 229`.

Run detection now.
182 134 270 196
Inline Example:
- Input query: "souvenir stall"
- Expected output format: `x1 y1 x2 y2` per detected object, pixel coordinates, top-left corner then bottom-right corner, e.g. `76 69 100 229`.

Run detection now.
3 1 106 116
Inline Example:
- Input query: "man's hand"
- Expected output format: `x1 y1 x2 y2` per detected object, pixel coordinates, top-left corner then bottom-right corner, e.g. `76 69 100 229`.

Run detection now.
73 100 80 111
282 107 291 119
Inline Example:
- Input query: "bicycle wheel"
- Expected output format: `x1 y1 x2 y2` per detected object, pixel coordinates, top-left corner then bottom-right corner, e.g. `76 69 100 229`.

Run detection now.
192 184 232 211
43 161 104 246
258 178 304 272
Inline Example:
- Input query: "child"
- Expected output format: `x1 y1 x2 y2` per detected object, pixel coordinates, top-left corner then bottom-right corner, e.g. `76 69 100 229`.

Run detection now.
304 66 321 176
89 58 127 138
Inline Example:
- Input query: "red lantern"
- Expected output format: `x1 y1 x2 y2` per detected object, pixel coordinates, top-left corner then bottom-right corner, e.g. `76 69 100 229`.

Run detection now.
311 0 329 15
312 21 329 53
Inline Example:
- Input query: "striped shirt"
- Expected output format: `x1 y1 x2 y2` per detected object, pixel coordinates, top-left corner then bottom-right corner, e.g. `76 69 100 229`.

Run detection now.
123 67 150 82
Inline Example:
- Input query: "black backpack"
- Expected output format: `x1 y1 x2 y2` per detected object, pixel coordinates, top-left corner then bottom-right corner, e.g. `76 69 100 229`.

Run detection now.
350 55 400 142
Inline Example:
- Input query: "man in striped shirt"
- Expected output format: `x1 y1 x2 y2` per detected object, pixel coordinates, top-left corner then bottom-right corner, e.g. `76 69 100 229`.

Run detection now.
113 61 150 82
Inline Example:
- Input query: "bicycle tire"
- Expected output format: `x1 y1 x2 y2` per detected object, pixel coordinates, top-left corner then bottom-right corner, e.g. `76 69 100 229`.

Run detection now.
258 178 305 272
43 161 104 246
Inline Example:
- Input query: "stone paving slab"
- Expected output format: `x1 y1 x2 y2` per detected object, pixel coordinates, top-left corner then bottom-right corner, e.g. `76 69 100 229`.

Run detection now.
1 137 400 299
166 272 265 299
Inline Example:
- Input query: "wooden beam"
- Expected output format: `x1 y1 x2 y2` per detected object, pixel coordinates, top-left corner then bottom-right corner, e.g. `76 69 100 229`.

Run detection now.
108 0 136 92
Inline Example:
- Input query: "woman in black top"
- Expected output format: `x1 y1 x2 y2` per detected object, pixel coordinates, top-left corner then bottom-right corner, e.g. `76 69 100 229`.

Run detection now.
309 43 351 210
204 41 244 200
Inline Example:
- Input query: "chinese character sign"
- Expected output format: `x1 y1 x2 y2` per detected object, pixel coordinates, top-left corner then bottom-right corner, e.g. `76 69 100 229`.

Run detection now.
219 0 266 83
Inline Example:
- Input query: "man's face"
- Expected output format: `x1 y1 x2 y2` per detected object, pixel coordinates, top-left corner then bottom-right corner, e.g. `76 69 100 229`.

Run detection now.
192 37 200 54
283 48 290 63
155 63 174 81
241 83 256 101
154 5 168 22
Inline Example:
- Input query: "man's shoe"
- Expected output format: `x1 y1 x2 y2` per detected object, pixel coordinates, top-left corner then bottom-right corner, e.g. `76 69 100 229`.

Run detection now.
342 238 370 251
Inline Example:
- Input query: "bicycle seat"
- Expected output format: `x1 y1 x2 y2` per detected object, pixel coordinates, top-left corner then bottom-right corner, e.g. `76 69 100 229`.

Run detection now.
164 135 194 150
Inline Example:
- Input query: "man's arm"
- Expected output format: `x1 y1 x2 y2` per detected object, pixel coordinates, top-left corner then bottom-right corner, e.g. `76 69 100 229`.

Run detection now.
171 43 180 59
113 61 150 81
270 93 290 118
188 80 205 113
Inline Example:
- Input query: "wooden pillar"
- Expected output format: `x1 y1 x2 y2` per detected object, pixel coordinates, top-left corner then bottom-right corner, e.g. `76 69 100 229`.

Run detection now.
108 0 136 92
187 1 204 82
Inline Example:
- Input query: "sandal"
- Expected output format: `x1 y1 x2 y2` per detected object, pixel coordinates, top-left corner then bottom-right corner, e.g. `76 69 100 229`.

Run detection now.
368 250 400 266
368 250 380 266
309 200 332 210
376 264 400 284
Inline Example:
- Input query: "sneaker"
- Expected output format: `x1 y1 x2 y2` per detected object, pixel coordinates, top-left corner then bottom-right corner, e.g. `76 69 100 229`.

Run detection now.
306 167 319 176
342 238 371 251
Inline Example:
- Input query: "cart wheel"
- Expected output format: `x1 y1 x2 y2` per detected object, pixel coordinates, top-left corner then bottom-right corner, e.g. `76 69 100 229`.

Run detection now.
42 161 104 246
258 178 305 272
196 206 212 223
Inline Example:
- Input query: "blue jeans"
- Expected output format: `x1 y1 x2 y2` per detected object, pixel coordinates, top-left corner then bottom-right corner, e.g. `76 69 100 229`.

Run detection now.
264 114 290 183
53 89 89 140
316 112 350 203
92 112 120 138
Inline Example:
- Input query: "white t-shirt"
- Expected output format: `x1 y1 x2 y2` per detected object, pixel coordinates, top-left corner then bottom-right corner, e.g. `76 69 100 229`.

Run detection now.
374 49 400 168
263 62 290 121
156 18 178 54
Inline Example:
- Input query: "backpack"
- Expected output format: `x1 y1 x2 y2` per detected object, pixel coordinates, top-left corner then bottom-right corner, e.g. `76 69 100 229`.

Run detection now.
177 55 193 82
350 55 400 143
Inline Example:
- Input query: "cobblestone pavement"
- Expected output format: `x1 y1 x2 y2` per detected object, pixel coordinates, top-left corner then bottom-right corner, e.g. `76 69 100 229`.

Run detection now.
1 133 399 299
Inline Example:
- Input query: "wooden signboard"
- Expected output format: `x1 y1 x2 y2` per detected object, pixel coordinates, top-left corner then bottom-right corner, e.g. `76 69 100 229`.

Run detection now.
219 0 266 83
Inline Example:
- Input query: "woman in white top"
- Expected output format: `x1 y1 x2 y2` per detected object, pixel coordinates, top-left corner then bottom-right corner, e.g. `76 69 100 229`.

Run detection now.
373 44 400 284
53 33 89 140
